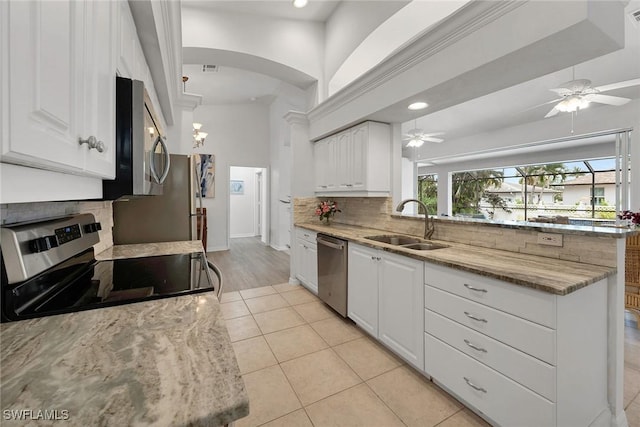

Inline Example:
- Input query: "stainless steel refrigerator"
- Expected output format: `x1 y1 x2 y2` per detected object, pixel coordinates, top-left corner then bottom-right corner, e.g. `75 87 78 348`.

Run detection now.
112 154 200 244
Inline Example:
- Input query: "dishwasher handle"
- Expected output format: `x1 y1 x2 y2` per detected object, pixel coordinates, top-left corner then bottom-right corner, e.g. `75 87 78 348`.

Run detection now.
317 236 346 250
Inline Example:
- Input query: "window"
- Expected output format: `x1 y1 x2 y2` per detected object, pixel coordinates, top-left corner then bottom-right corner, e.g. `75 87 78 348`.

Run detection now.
417 174 437 215
591 187 605 205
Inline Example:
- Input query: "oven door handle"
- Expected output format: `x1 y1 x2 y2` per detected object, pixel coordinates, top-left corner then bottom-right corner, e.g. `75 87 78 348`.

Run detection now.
207 261 224 299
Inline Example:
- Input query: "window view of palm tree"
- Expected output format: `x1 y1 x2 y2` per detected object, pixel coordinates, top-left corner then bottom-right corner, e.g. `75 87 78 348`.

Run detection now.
448 157 618 224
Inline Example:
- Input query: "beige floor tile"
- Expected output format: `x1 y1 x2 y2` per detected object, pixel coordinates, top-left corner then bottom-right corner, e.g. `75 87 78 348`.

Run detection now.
235 365 301 427
260 409 313 427
334 337 403 380
232 336 278 374
264 325 328 362
225 315 262 342
244 294 289 314
626 398 640 427
306 383 404 427
253 307 306 335
280 288 319 305
436 409 491 427
220 300 250 320
367 366 462 427
240 285 277 299
310 317 364 346
625 339 640 372
220 291 242 303
273 283 302 294
625 365 640 409
281 348 361 405
292 301 337 323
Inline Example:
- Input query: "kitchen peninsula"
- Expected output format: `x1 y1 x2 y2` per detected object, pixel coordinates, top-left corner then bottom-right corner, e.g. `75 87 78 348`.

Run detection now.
0 242 248 426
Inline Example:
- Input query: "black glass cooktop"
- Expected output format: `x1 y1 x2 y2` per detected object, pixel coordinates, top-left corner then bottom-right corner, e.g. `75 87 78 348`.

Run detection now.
1 251 215 322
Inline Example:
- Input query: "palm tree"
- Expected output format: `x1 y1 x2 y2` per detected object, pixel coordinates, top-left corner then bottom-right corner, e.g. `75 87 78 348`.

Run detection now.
452 170 504 215
536 163 568 203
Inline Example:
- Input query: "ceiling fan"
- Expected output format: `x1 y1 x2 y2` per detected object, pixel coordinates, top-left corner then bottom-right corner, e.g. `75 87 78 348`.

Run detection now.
402 120 444 147
543 77 640 118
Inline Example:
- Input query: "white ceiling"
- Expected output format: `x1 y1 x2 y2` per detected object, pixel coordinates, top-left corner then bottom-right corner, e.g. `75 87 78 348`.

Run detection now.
181 0 340 22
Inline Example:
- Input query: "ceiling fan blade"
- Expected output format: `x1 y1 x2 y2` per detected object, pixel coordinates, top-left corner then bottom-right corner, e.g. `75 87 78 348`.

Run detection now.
521 98 564 113
423 137 444 143
549 88 573 96
584 93 631 106
544 106 560 118
594 78 640 93
420 132 445 137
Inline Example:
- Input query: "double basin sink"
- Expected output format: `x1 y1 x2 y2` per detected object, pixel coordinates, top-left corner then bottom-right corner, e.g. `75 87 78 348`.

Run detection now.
364 235 449 251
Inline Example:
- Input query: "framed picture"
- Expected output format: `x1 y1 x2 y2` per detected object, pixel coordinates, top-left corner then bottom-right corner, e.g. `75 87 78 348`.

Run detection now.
195 154 215 198
230 180 244 195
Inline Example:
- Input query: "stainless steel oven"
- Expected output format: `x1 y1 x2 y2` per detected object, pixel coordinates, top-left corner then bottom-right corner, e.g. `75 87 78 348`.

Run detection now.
0 214 216 323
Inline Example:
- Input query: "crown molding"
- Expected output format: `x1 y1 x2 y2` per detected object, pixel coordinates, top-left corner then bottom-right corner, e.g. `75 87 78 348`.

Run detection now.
284 111 309 126
175 92 203 110
307 1 525 123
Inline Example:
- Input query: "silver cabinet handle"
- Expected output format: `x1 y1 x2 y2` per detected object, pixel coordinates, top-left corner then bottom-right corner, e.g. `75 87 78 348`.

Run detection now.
464 339 487 353
464 311 488 323
79 135 105 153
463 377 487 393
464 283 487 293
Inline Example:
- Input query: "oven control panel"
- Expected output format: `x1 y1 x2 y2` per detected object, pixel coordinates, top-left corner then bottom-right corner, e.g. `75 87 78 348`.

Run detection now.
55 224 82 245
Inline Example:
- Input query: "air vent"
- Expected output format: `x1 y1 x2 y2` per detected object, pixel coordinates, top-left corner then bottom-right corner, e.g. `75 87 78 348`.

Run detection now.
202 65 219 73
631 8 640 24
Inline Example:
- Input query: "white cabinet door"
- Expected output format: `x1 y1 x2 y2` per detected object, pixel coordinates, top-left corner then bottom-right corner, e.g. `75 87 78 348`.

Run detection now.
336 131 350 190
295 238 308 284
347 244 380 337
350 124 367 191
379 251 424 370
4 1 85 173
3 0 116 179
314 140 328 192
81 0 116 178
306 243 318 294
325 136 338 191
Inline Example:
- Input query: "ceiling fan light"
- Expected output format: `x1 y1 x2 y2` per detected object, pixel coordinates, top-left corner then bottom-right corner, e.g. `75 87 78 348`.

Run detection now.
556 95 590 113
193 122 202 131
407 139 424 148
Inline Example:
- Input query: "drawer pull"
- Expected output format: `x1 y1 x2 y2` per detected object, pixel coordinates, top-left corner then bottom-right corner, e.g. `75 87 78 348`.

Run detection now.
464 283 487 293
464 311 488 323
464 377 487 393
464 339 487 353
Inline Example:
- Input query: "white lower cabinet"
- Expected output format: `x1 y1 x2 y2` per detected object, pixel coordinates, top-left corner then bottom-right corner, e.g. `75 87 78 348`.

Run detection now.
294 228 318 294
347 243 423 370
424 263 609 427
347 244 379 336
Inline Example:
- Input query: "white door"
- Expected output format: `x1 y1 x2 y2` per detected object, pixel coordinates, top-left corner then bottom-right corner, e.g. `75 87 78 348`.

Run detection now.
379 252 424 370
350 123 368 191
347 243 380 336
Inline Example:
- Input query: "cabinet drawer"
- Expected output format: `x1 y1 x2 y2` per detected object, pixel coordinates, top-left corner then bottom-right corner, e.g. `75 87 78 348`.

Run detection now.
425 263 556 328
295 227 317 244
425 309 555 401
426 286 556 364
426 334 555 427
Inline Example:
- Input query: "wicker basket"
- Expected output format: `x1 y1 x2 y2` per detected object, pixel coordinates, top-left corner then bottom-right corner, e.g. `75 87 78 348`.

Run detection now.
626 234 640 326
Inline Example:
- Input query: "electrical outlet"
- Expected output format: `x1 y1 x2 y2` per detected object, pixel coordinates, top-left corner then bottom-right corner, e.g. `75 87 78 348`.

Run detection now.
537 232 563 247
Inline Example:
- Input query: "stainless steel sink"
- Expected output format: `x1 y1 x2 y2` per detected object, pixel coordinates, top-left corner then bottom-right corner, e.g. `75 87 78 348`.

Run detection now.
401 242 449 251
364 235 425 245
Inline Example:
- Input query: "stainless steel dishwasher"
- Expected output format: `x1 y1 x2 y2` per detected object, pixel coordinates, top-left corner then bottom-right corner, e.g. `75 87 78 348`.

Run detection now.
316 234 348 317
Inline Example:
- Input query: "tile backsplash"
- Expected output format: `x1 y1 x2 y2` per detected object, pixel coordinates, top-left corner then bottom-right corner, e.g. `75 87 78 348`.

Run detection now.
1 201 114 254
293 196 617 268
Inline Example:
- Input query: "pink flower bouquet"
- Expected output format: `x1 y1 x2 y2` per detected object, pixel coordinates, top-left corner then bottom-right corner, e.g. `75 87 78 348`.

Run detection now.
315 200 341 224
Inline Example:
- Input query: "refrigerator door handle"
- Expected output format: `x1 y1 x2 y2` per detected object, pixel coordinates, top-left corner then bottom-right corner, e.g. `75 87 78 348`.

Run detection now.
150 136 171 184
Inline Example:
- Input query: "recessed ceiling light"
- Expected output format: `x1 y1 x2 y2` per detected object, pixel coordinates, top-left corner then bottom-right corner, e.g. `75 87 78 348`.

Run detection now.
408 101 428 110
293 0 308 8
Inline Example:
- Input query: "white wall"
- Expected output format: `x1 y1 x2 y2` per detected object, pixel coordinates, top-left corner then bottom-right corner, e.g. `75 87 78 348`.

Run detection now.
182 7 324 98
401 156 416 214
229 166 258 238
192 103 270 251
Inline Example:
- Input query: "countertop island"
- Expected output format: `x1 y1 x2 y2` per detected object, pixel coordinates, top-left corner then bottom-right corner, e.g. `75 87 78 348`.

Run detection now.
1 241 249 426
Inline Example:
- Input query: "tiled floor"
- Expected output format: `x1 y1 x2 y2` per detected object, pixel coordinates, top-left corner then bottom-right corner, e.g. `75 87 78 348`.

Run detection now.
222 285 640 427
221 284 490 427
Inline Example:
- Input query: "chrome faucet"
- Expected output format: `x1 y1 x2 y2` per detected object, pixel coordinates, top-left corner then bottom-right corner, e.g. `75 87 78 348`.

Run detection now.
396 199 435 240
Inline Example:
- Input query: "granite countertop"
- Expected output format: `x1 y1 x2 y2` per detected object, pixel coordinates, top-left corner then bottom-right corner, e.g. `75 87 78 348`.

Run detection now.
1 241 249 426
297 222 615 296
95 240 206 260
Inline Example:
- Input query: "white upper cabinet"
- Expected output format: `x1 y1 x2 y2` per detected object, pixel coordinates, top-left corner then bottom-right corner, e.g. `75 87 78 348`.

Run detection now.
2 0 116 179
314 121 391 196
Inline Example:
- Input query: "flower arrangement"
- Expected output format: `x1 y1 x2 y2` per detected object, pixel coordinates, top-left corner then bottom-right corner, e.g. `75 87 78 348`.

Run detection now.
315 200 341 224
619 210 640 226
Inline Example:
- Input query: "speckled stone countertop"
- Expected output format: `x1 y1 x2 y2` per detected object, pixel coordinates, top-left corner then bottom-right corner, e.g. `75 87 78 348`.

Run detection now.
1 241 249 426
298 222 615 295
95 240 205 260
